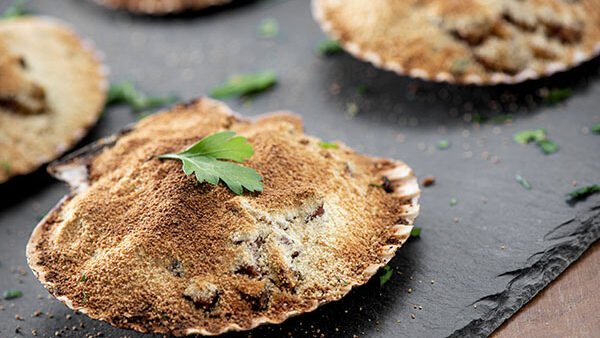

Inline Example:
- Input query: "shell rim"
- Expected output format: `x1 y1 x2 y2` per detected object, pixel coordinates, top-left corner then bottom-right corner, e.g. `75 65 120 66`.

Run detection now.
94 0 234 15
0 16 109 184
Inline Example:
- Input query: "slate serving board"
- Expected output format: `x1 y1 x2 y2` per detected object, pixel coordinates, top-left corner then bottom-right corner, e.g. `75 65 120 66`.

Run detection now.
1 0 599 337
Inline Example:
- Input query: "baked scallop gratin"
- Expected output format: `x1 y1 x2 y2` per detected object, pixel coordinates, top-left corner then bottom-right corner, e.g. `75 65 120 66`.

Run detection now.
27 98 420 336
0 17 107 183
313 0 600 84
95 0 235 14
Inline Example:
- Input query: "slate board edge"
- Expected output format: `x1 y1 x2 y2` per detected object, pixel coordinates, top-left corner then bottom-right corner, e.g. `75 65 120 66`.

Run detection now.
450 199 600 337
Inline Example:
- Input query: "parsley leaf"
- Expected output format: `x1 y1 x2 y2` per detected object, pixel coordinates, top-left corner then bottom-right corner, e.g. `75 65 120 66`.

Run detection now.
318 141 339 149
567 184 600 202
410 227 422 237
592 123 600 134
258 18 279 39
159 131 263 195
3 289 23 300
537 139 559 155
515 174 531 190
107 81 177 112
211 71 277 99
437 140 450 150
2 0 28 18
543 88 572 104
379 265 393 286
316 39 343 56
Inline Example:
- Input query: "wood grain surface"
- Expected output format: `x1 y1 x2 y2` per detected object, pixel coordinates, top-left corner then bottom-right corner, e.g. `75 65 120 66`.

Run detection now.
493 242 600 338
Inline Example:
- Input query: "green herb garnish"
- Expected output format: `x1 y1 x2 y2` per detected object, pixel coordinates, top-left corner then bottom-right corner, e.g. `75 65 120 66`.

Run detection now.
211 71 277 99
410 227 422 237
2 0 28 19
514 128 547 145
450 198 458 206
567 184 600 202
357 85 369 96
159 131 263 195
106 81 177 112
514 128 558 155
3 289 23 300
592 123 600 134
316 39 343 56
515 174 531 190
543 88 572 104
318 141 339 149
80 273 88 283
258 18 279 38
437 140 450 150
379 265 393 286
537 139 559 155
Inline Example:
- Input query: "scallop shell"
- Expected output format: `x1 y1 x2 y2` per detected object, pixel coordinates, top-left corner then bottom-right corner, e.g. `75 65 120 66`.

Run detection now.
27 98 420 336
312 0 600 85
0 17 107 183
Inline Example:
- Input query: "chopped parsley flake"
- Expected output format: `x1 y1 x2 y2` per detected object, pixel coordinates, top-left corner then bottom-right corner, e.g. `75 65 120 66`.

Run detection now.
437 140 450 150
410 227 422 237
258 18 279 39
567 184 600 202
379 265 393 286
537 139 559 155
592 123 600 134
357 85 369 96
211 71 277 99
3 289 23 300
514 128 558 155
450 198 458 206
80 273 88 283
318 141 339 149
2 0 28 18
543 88 572 104
106 81 177 112
316 39 343 56
515 175 532 190
159 131 263 195
514 128 547 145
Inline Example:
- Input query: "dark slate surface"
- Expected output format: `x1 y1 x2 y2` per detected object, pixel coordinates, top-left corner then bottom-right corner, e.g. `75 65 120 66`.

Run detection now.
1 0 599 337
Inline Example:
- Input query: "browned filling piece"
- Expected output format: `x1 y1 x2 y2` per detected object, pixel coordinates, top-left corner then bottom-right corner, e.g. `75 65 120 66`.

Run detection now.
0 39 47 114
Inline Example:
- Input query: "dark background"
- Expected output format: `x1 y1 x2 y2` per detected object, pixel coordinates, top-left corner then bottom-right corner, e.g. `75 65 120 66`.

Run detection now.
1 0 599 337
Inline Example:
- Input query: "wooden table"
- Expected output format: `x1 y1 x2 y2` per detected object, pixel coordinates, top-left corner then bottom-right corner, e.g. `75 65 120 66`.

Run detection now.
493 242 600 338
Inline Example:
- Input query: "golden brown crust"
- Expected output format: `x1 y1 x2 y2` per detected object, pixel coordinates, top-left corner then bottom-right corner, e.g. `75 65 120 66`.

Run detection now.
313 0 600 84
95 0 234 14
0 17 107 183
27 98 420 336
